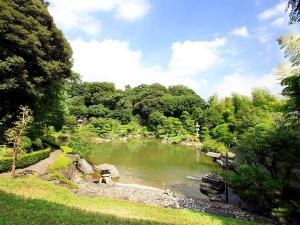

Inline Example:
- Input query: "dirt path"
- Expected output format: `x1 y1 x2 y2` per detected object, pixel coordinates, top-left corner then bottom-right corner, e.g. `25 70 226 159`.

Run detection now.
1 150 63 176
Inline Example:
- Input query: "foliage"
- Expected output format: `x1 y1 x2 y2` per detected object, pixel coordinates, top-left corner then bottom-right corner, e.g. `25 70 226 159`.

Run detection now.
32 138 44 150
211 124 235 147
0 148 51 173
0 0 73 135
0 147 13 158
277 34 300 116
90 118 121 137
49 172 78 189
69 127 98 158
5 105 33 176
202 139 229 155
287 0 300 24
20 136 32 152
48 154 73 172
0 176 260 225
199 127 210 142
60 146 73 154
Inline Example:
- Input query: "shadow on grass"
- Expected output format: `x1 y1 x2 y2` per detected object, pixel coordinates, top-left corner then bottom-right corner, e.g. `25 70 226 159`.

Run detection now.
0 190 167 225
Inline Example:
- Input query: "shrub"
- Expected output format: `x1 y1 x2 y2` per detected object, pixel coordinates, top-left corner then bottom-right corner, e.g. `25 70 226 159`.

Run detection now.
48 154 72 172
69 127 98 158
202 139 229 155
0 147 13 158
60 146 73 154
32 138 44 150
20 136 32 152
56 134 70 145
49 171 78 189
0 148 51 172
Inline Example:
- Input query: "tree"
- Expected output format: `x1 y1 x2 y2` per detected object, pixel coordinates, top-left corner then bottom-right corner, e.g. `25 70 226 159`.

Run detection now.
287 0 300 24
277 34 300 117
5 106 33 177
180 111 195 133
0 0 73 136
212 123 235 146
233 118 300 211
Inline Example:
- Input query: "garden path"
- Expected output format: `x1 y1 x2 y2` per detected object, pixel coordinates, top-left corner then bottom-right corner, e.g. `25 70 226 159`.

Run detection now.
0 150 63 176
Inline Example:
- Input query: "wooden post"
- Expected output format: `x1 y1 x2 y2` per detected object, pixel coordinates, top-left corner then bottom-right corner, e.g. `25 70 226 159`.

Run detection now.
225 152 229 204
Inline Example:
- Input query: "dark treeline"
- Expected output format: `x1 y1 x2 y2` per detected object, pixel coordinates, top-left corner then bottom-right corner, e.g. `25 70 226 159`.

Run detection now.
66 82 282 145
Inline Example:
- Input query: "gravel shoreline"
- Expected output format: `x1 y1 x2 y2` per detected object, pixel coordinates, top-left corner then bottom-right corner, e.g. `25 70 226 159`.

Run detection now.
74 179 272 224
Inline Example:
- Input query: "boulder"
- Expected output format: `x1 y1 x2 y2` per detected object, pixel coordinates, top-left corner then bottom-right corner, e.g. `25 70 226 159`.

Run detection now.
66 154 80 162
200 174 225 195
206 152 221 159
94 164 120 179
227 152 236 159
77 159 94 175
60 164 78 180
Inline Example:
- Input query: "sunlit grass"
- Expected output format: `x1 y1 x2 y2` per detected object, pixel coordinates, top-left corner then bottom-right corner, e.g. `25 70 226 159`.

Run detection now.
0 176 262 225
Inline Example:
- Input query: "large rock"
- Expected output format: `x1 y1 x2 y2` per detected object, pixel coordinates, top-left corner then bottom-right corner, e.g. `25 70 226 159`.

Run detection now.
206 152 221 158
77 159 94 175
60 164 78 180
200 174 225 195
94 164 120 179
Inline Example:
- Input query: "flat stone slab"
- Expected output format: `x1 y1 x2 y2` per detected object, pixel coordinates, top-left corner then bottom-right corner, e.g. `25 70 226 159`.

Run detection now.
206 152 221 158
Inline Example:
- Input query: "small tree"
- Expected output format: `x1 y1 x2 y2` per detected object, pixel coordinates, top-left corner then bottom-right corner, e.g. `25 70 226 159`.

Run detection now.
5 106 32 177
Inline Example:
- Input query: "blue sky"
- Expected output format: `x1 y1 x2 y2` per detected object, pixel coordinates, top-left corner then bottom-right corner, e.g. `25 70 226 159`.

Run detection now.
48 0 299 98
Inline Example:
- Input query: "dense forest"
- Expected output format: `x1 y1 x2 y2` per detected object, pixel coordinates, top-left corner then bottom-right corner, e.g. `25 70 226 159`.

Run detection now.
0 0 300 223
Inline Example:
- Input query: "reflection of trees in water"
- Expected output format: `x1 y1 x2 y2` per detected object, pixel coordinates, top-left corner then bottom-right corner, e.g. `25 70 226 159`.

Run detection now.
89 139 221 189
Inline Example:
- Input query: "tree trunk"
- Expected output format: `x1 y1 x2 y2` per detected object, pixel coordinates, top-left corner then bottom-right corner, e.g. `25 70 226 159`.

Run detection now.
11 137 20 177
11 149 17 177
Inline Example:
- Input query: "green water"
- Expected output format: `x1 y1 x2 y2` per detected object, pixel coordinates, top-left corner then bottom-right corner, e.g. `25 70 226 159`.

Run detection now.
89 139 221 198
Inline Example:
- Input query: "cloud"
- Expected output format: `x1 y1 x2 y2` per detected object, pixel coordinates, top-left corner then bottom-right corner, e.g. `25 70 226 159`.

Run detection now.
258 2 286 20
169 38 226 76
231 26 250 37
212 73 281 97
116 0 150 21
257 1 289 28
48 0 150 35
70 37 225 91
270 16 288 27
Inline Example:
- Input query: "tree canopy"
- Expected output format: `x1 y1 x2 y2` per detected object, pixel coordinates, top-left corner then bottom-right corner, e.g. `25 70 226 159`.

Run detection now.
0 0 73 138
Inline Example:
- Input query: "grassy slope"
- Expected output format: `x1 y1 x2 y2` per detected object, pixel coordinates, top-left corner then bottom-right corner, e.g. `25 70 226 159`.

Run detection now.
0 176 261 225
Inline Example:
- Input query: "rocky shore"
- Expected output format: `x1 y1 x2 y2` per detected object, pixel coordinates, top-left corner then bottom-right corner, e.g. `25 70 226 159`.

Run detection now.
72 174 271 224
36 152 272 224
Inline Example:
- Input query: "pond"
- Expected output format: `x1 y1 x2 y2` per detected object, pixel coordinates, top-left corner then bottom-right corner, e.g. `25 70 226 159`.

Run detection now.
89 138 223 199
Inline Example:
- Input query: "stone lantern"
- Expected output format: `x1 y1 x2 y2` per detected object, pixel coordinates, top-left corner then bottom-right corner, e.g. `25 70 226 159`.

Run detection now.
195 123 200 136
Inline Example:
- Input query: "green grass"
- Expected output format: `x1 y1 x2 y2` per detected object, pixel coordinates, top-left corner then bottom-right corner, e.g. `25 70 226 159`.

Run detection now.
60 145 73 154
0 176 261 225
48 154 73 172
49 171 79 189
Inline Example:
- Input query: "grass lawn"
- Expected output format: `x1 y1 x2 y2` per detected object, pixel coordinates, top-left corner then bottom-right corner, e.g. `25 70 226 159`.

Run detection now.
0 176 262 225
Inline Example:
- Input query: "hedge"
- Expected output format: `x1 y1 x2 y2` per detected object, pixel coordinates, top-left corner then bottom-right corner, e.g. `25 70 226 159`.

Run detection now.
0 148 51 173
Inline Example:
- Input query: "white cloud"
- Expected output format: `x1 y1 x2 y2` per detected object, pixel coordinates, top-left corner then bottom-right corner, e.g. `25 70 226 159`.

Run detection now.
258 2 286 20
271 16 288 27
48 0 150 35
70 37 225 91
257 1 289 28
116 0 150 21
212 73 281 97
169 38 226 76
231 26 250 37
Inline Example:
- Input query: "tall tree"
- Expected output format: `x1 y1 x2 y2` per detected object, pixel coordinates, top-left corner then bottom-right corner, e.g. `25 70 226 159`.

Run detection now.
277 34 300 117
0 0 73 138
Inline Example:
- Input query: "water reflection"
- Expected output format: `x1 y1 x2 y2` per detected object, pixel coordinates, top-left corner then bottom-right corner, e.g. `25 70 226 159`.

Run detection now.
89 139 221 198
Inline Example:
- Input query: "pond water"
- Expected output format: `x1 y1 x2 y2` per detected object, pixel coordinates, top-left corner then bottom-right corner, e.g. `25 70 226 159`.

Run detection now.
89 139 223 199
